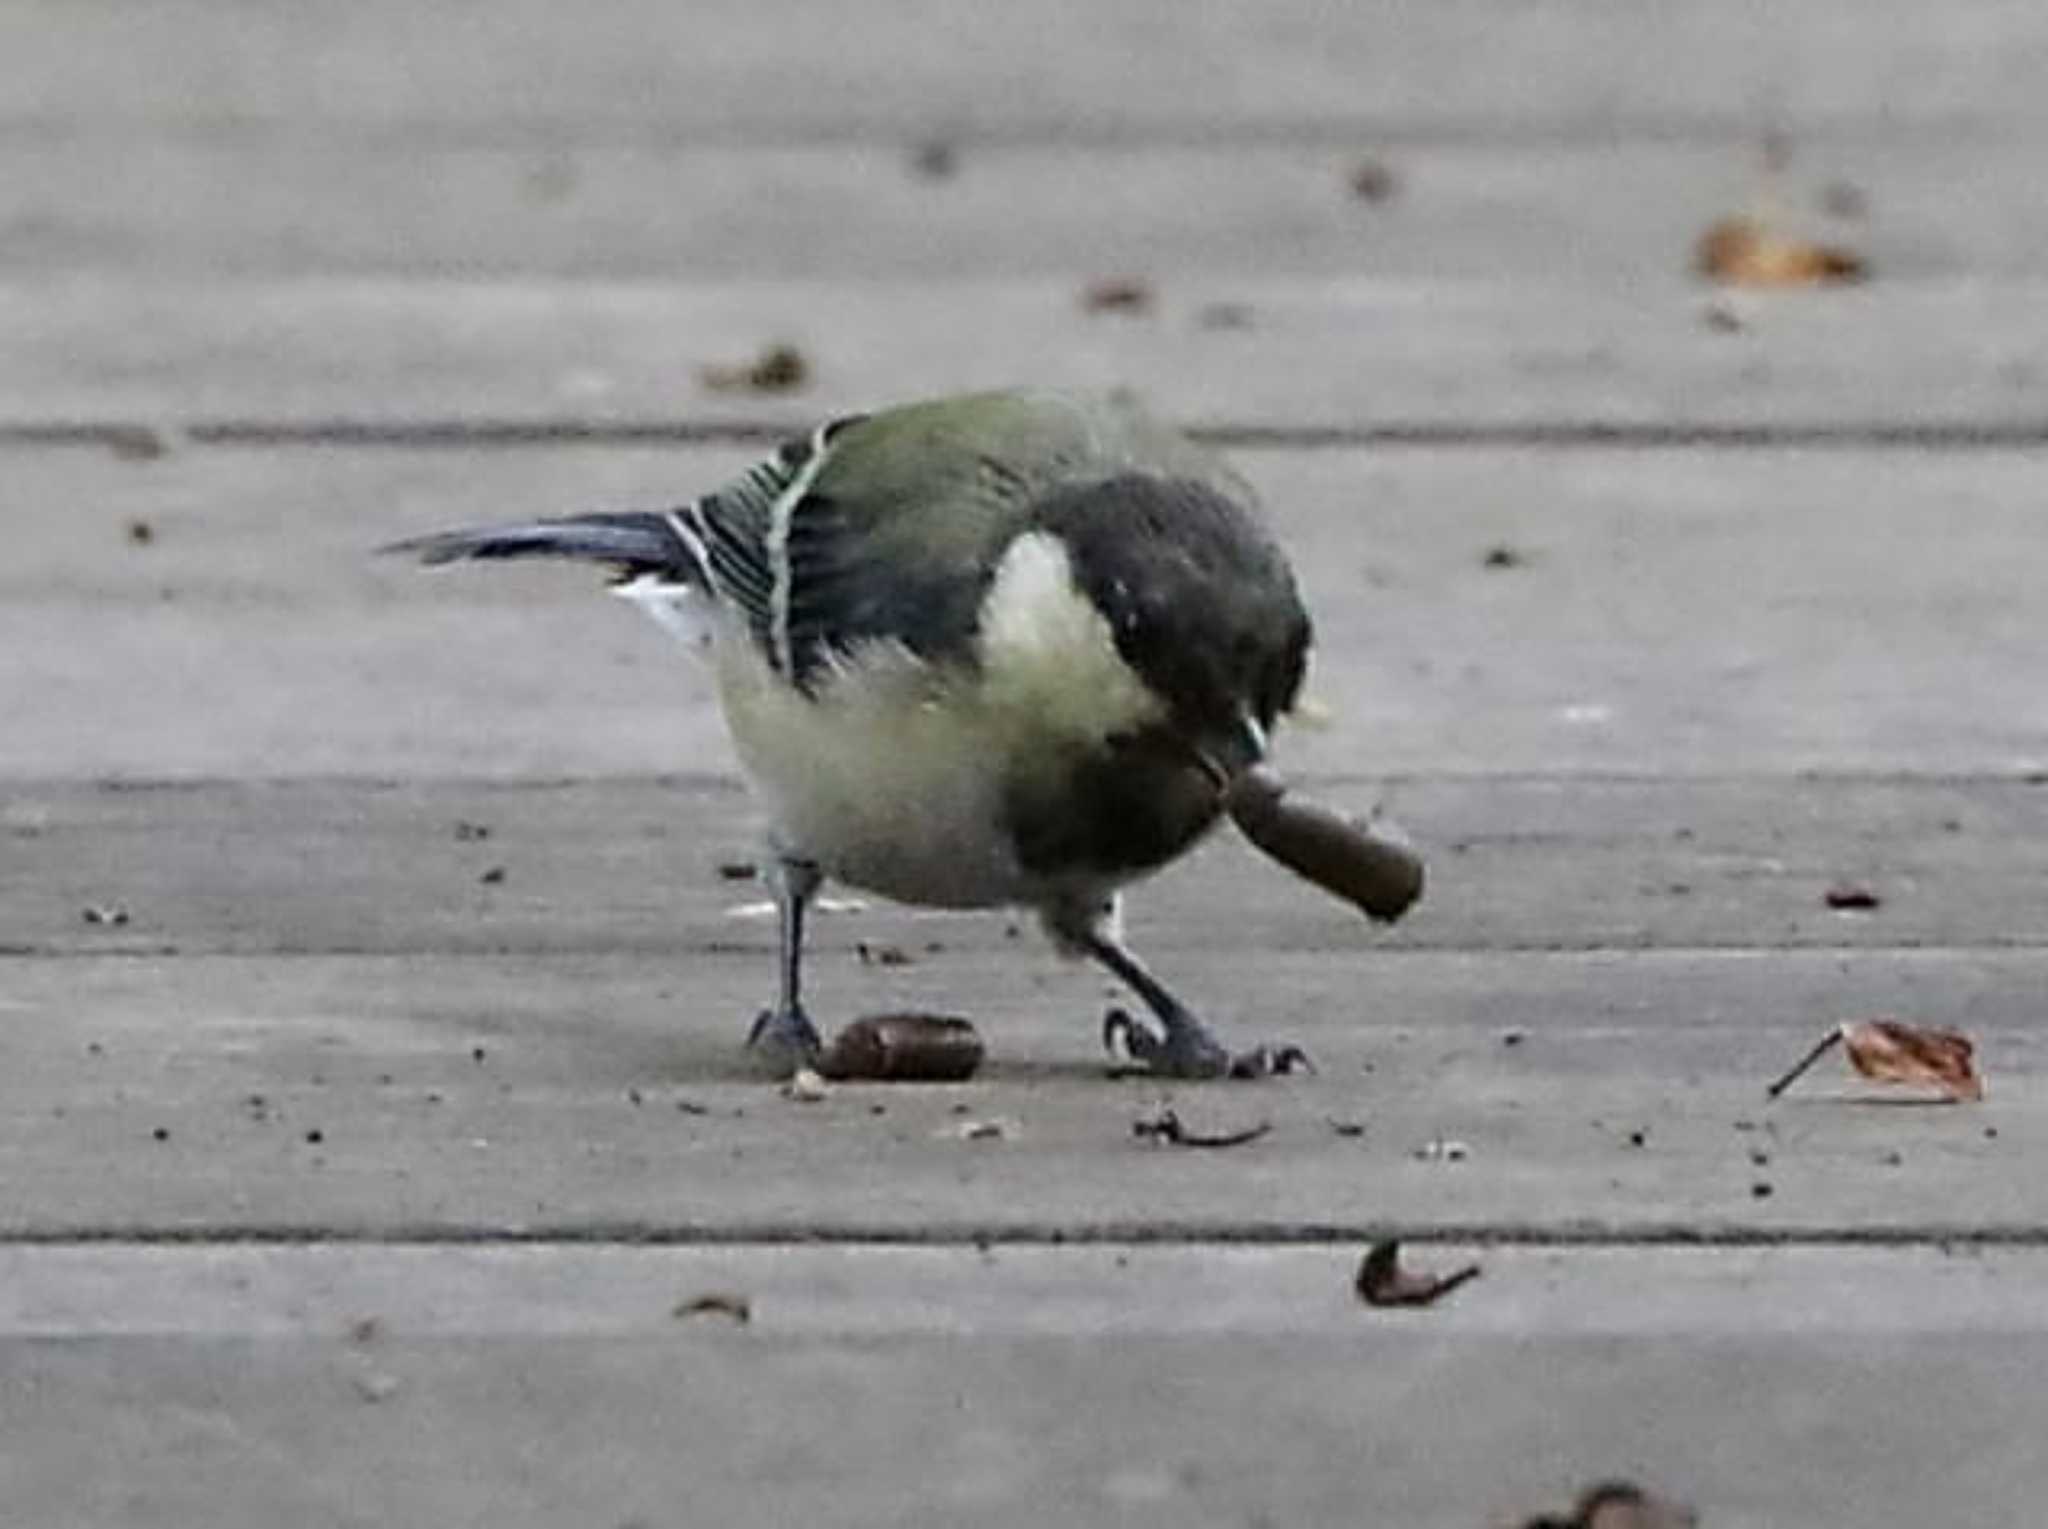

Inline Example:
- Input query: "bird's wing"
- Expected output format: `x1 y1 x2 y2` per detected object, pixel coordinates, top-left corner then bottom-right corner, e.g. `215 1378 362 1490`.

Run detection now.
753 389 1252 690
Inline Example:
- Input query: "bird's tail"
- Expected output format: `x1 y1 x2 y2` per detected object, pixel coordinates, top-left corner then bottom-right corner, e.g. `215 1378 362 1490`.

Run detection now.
380 508 709 584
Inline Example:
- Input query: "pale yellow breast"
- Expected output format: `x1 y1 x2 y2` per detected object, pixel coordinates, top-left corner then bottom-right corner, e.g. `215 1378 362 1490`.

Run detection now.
715 531 1162 908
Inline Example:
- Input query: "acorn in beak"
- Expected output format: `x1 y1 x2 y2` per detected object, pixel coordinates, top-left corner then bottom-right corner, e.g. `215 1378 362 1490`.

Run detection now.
1193 718 1424 925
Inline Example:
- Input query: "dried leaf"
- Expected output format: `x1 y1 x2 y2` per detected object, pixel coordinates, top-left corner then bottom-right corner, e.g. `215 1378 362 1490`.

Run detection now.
1131 1107 1270 1149
1696 214 1866 287
699 342 810 393
855 940 915 967
1767 1018 1984 1101
1346 157 1400 203
673 1292 752 1324
1081 277 1154 314
1518 1478 1698 1529
1843 1018 1983 1101
1354 1239 1481 1308
945 1116 1015 1142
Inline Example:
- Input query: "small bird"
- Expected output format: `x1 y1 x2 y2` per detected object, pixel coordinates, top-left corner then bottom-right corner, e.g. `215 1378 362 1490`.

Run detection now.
386 388 1337 1078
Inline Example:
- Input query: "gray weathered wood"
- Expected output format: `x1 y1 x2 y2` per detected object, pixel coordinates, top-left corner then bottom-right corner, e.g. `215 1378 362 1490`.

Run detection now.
11 278 2048 432
5 1290 2043 1527
11 1245 2048 1337
0 136 2003 280
7 0 2048 137
5 443 2043 777
7 1 2045 1516
0 947 2038 1236
6 777 2045 958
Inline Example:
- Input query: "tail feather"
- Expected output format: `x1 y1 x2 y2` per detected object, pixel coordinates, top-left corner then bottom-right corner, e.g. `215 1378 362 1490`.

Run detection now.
380 510 705 582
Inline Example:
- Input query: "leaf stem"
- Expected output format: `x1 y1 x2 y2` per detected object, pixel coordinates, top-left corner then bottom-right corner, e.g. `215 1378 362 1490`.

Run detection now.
1765 1027 1844 1099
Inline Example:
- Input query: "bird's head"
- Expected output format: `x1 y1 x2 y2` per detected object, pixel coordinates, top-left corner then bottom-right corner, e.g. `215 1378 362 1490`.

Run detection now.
1033 473 1312 784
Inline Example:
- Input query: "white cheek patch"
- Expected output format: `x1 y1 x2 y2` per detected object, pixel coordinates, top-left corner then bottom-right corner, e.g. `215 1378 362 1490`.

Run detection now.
975 531 1162 743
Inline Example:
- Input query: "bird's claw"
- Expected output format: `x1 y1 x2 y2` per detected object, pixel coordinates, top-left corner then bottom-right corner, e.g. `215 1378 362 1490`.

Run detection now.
1102 1007 1313 1081
747 1005 823 1075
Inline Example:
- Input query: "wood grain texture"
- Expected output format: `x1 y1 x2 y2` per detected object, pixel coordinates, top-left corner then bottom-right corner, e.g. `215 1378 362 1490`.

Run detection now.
7 0 2048 137
11 1245 2048 1336
0 946 2041 1236
6 4 2044 1519
4 1314 2042 1527
12 277 2048 431
0 136 2002 280
6 776 2047 959
6 443 2044 777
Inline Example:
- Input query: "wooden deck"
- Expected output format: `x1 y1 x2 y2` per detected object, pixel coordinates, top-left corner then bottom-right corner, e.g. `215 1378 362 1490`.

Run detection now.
4 5 2047 1525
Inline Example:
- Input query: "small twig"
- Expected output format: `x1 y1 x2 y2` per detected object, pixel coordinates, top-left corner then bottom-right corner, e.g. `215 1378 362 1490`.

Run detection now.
1132 1108 1271 1149
1766 1027 1844 1098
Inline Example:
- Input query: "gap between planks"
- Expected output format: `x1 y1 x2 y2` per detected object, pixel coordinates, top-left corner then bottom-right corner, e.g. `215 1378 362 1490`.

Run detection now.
4 1221 2048 1250
17 420 2048 452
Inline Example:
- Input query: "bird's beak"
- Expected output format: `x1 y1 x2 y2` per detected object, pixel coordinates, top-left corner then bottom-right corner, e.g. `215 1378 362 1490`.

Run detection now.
1190 712 1268 794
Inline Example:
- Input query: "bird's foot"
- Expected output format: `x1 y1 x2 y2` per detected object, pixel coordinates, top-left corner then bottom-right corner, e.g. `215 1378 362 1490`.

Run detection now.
1101 1007 1315 1080
747 1005 823 1077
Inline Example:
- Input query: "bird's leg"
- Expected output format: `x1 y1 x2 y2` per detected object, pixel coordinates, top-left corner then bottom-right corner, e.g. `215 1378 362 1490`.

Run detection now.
745 853 824 1072
1054 897 1313 1080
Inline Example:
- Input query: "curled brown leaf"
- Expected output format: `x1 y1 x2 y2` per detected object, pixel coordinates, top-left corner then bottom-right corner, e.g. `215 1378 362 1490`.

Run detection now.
1354 1239 1481 1308
699 342 810 393
673 1292 753 1324
1518 1478 1698 1529
1081 277 1154 314
1766 1017 1984 1101
1696 214 1866 287
1843 1018 1983 1101
1132 1107 1270 1149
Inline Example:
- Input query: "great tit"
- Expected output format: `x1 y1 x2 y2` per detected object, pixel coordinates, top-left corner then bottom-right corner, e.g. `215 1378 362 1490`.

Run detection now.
386 388 1326 1078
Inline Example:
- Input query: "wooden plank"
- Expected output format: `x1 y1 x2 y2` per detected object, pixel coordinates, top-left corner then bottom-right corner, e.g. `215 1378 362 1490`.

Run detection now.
6 0 2048 137
3 443 2043 777
5 777 2046 957
13 1245 2048 1337
11 278 2048 432
0 136 2014 281
4 1282 2042 1527
0 948 2039 1237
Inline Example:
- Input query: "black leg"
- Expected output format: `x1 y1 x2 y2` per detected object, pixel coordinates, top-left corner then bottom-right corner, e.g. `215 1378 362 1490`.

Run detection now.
746 854 824 1070
1048 895 1312 1080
